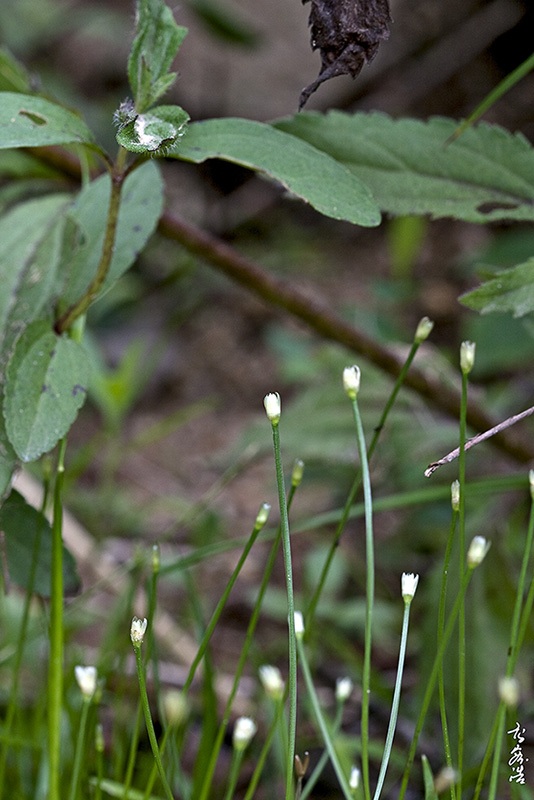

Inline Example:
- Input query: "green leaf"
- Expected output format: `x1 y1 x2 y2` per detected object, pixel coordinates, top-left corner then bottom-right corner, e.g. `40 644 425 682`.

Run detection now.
0 92 96 149
421 755 439 800
59 161 164 310
273 111 534 223
172 118 380 226
3 320 91 462
460 258 534 317
0 490 80 596
0 420 18 500
0 47 32 93
128 0 187 112
0 193 71 374
116 104 189 153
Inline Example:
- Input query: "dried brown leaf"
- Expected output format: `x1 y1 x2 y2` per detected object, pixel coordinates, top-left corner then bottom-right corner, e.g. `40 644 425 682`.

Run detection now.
300 0 391 108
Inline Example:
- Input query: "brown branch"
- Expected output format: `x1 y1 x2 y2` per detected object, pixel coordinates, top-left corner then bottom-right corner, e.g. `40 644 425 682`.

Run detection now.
159 209 534 465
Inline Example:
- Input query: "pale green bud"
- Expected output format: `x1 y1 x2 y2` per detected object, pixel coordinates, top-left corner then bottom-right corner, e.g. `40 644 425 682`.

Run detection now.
294 611 305 639
74 665 97 699
291 458 305 488
467 536 490 568
414 316 434 344
163 690 188 726
255 502 271 530
460 340 476 374
336 676 353 702
350 766 360 792
259 665 284 700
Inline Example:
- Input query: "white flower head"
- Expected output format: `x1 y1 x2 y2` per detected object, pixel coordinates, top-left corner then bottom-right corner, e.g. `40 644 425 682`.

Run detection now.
350 766 360 792
294 611 305 639
529 470 534 500
499 676 520 707
233 716 257 751
467 536 490 568
401 572 419 602
460 340 476 374
414 316 434 344
130 616 148 646
343 365 361 399
74 665 97 699
263 392 281 424
336 676 353 702
259 665 285 700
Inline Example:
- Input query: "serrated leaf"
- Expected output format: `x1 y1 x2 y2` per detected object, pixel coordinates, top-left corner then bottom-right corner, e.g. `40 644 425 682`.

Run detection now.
4 321 90 462
0 194 71 376
172 118 380 226
273 111 534 223
116 105 189 153
128 0 187 112
0 490 79 596
0 92 96 149
460 259 534 317
58 161 164 310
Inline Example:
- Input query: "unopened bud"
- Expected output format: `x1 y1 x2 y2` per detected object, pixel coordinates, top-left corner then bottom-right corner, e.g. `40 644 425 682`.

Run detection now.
259 665 285 700
401 572 419 603
294 611 305 639
130 616 148 646
264 392 281 424
233 717 257 751
343 365 361 399
291 459 305 488
336 677 353 702
467 536 490 568
499 676 520 707
414 316 434 344
460 341 476 374
255 502 271 530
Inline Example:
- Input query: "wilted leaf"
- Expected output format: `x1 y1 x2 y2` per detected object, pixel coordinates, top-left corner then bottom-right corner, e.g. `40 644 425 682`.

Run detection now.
172 117 380 226
274 111 534 223
4 320 91 462
0 92 96 149
0 490 80 596
300 0 391 108
460 259 534 317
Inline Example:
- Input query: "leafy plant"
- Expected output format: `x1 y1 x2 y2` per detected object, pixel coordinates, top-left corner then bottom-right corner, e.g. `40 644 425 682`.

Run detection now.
1 0 534 799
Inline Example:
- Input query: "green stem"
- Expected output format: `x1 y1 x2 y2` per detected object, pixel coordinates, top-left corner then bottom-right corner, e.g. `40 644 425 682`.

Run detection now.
350 395 374 800
48 437 67 800
297 637 353 800
397 567 476 800
300 700 345 800
133 641 174 800
270 420 298 800
68 697 91 800
372 598 413 800
457 372 468 796
56 157 126 334
306 340 421 630
437 506 458 798
223 750 245 800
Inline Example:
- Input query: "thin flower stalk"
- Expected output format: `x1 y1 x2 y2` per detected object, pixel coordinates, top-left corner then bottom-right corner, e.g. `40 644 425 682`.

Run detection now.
306 322 430 631
296 633 354 800
299 685 350 800
372 575 418 800
265 394 298 800
68 674 97 800
397 557 482 800
131 620 175 800
437 487 460 798
48 437 67 800
456 343 473 797
346 372 374 800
